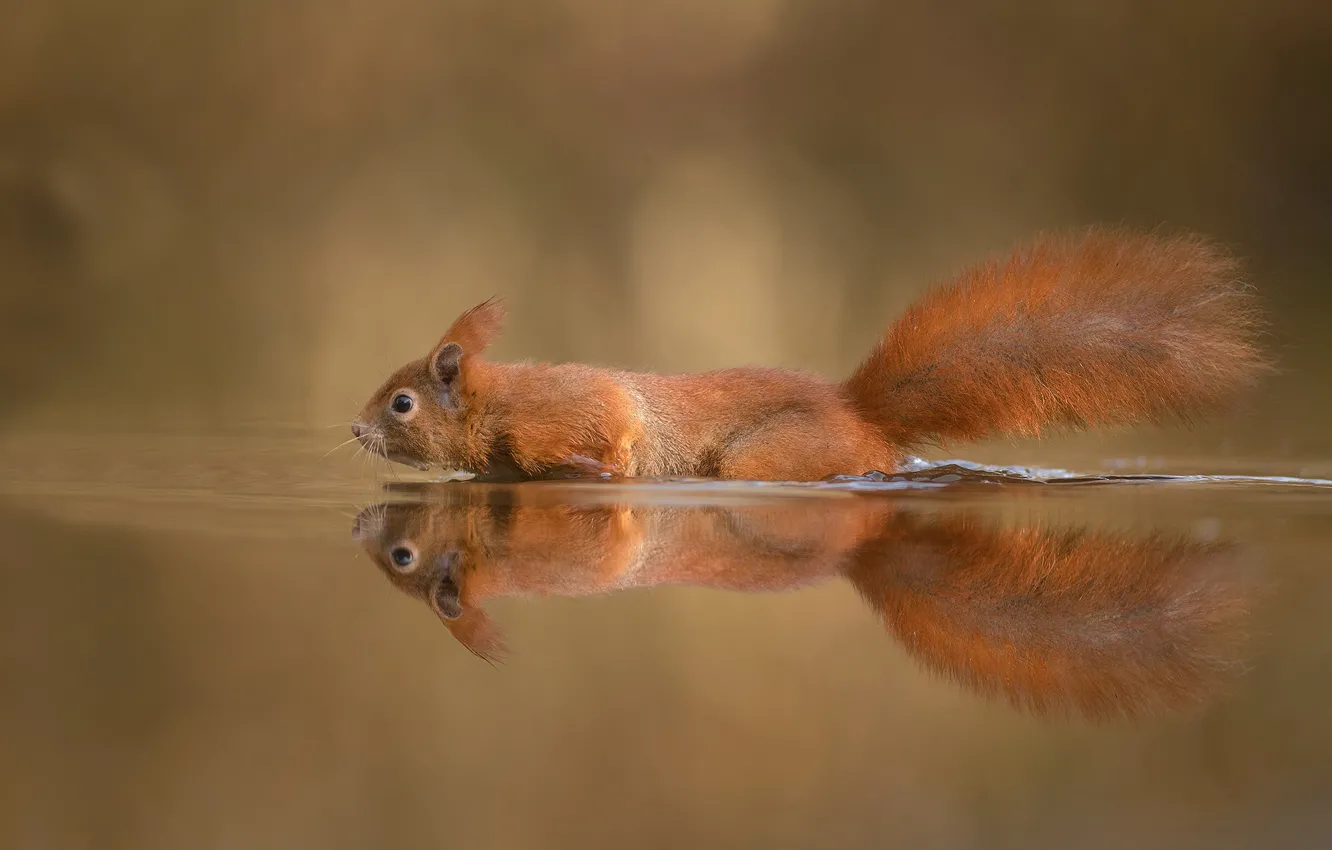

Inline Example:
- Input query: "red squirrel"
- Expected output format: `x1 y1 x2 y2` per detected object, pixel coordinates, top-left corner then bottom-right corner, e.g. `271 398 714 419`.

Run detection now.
352 227 1271 481
354 490 1257 720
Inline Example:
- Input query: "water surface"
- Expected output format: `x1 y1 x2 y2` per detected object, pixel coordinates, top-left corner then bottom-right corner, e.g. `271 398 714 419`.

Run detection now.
2 427 1331 850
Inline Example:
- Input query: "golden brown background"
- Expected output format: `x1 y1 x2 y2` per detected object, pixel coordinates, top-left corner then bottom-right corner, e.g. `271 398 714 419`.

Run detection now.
3 0 1330 459
3 3 1332 850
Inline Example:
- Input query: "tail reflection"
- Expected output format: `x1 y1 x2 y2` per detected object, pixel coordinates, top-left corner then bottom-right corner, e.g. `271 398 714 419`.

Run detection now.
352 486 1258 720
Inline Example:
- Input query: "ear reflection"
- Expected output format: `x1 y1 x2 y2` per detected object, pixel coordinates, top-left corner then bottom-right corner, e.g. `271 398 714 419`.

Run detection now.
353 487 1259 720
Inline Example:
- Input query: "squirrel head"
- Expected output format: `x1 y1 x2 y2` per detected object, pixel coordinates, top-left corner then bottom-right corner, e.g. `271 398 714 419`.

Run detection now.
351 489 641 664
352 497 507 663
352 298 505 474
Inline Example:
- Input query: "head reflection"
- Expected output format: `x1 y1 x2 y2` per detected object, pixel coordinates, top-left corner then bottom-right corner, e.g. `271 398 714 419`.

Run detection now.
354 485 1259 721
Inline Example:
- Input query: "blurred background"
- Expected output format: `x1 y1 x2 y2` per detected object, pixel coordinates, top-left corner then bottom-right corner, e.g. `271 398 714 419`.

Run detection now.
2 0 1330 460
5 4 1332 849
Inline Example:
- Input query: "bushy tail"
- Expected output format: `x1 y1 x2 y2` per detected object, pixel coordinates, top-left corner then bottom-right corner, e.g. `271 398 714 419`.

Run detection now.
844 510 1257 720
845 227 1272 449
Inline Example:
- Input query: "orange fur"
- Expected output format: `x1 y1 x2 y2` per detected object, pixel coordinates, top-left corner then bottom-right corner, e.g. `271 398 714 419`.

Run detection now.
353 491 1258 720
846 227 1272 449
846 512 1257 721
353 227 1270 481
441 295 506 359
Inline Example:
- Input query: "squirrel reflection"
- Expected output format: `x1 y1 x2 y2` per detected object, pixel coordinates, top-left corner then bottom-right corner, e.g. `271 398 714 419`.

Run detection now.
353 486 1258 721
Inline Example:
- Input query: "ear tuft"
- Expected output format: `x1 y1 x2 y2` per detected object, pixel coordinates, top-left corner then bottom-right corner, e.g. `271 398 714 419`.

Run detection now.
441 297 507 357
445 607 509 665
431 341 464 385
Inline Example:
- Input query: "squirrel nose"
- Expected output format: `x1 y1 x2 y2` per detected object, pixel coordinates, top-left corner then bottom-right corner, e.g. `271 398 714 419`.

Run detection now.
351 421 367 439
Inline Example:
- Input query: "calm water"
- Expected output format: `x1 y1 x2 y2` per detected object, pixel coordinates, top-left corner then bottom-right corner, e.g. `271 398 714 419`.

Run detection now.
2 427 1332 850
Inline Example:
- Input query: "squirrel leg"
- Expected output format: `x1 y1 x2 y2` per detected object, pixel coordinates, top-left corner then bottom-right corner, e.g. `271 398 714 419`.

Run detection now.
718 424 869 482
540 454 624 480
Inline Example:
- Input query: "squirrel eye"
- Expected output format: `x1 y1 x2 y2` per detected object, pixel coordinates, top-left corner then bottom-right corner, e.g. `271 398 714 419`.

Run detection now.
390 394 415 415
390 546 415 568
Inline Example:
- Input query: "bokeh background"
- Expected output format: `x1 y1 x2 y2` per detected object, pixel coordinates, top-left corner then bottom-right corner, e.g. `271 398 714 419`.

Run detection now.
2 0 1330 462
4 4 1332 850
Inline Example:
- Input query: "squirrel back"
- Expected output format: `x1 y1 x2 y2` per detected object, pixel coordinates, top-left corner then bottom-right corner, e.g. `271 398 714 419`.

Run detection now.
845 227 1272 450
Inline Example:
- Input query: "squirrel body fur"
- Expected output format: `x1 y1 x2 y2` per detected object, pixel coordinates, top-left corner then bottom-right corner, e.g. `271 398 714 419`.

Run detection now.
353 227 1269 481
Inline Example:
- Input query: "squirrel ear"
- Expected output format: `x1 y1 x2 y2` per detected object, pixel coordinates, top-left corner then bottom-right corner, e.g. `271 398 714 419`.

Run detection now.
442 607 508 665
430 341 464 386
429 547 507 664
428 298 504 390
442 297 506 355
430 574 463 620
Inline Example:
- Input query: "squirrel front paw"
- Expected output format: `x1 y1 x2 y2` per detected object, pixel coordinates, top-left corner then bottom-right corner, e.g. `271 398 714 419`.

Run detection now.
543 454 623 480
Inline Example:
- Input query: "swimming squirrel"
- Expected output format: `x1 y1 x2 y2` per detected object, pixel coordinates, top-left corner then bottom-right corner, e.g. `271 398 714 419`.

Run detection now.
352 227 1271 481
353 489 1257 720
